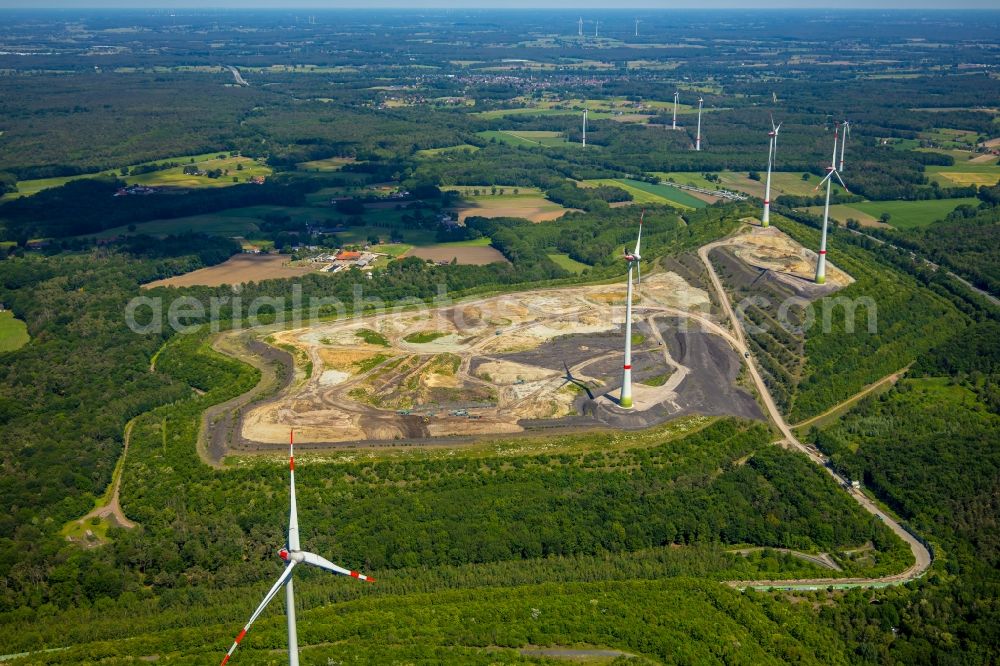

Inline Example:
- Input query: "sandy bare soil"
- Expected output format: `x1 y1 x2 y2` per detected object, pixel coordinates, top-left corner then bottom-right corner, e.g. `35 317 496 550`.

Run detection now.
723 225 853 288
403 245 509 265
237 270 737 445
143 254 313 288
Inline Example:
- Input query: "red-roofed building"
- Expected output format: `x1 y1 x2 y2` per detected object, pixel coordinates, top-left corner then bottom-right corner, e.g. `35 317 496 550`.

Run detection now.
335 250 361 261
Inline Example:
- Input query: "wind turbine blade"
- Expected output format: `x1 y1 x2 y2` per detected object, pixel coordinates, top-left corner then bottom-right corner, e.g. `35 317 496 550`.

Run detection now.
288 430 299 551
221 563 297 665
636 261 641 289
300 551 375 582
634 210 644 256
813 170 834 192
833 169 849 192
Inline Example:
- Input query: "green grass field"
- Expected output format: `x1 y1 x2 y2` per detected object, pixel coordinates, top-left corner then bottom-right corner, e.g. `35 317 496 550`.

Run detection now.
2 152 271 201
415 144 481 157
655 171 843 198
620 179 707 209
0 311 30 352
477 130 573 148
547 253 590 273
296 157 356 171
926 162 1000 188
582 179 661 205
582 178 702 210
125 154 272 188
919 127 979 149
808 197 981 230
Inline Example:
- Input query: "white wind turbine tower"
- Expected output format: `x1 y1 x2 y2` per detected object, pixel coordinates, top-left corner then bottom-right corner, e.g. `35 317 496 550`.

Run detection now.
582 109 588 147
634 19 641 37
695 97 704 150
814 123 849 285
578 17 583 37
762 115 781 228
619 212 643 410
839 120 850 172
595 20 600 38
672 91 679 130
221 431 374 666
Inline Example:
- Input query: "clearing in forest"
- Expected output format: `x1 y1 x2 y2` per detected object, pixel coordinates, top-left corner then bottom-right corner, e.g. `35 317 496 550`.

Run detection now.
237 271 763 446
0 310 29 352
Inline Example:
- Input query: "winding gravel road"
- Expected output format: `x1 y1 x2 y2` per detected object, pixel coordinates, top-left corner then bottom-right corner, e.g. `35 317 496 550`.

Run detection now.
698 238 932 590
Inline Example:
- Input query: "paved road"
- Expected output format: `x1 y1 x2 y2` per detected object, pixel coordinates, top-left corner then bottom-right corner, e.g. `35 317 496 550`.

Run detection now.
698 239 933 590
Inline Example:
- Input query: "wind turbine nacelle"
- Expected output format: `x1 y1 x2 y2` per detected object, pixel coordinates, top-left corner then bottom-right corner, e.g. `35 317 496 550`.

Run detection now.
279 548 306 563
624 253 640 262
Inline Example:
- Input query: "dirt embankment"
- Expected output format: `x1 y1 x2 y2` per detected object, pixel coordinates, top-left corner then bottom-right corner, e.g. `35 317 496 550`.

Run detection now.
202 334 295 464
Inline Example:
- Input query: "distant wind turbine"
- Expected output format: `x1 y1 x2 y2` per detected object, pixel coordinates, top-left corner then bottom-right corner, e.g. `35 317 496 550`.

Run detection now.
762 115 781 228
695 97 704 151
619 212 643 410
672 91 679 130
634 19 641 37
814 124 849 285
578 17 583 37
582 108 588 147
221 431 374 666
839 120 850 172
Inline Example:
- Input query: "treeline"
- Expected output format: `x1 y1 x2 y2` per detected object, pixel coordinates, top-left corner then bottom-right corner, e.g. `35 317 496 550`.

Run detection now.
0 176 318 241
468 203 743 271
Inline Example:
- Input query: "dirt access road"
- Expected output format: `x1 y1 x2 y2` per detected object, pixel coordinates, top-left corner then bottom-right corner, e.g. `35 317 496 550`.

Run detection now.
698 236 933 590
67 420 138 540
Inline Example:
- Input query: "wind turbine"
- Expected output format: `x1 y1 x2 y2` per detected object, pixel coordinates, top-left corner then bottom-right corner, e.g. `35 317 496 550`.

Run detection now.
672 91 679 130
814 124 849 285
582 108 588 147
578 17 583 37
839 120 850 172
619 212 643 410
695 97 704 151
221 431 374 666
762 115 781 228
634 19 641 37
594 20 600 38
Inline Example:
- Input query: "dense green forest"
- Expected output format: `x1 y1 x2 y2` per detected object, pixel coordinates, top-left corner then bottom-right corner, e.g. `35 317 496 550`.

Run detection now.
1 7 999 665
809 375 999 663
0 327 906 662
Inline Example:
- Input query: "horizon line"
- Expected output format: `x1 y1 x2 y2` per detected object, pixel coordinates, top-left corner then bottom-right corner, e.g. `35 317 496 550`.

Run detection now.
2 4 1000 10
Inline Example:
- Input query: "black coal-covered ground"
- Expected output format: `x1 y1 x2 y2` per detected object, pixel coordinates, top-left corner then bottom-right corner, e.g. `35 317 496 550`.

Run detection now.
581 316 765 430
471 321 658 379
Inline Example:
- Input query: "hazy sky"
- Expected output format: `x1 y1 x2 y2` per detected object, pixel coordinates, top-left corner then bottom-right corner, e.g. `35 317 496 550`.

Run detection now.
0 1 997 8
